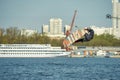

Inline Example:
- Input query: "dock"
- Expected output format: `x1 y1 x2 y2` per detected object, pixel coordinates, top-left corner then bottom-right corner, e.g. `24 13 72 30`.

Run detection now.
69 46 120 58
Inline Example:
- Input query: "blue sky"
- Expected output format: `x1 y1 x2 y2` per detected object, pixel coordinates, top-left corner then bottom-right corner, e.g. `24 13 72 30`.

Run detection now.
0 0 112 32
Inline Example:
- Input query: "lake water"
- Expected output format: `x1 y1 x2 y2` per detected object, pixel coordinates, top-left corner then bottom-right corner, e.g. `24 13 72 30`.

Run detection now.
0 58 120 80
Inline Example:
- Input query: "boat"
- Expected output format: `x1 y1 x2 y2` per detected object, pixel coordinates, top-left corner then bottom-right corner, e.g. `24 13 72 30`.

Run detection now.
0 44 71 57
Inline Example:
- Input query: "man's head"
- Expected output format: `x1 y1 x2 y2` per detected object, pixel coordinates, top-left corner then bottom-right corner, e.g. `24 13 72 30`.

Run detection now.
84 27 88 30
84 27 91 30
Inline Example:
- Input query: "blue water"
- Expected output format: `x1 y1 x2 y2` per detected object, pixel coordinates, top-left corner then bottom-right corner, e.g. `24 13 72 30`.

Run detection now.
0 58 120 80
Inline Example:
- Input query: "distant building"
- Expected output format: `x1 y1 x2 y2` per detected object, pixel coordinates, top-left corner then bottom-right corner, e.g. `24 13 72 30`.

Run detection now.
49 18 62 35
47 34 65 39
112 0 120 38
42 24 49 34
90 26 112 35
21 29 37 37
42 18 65 38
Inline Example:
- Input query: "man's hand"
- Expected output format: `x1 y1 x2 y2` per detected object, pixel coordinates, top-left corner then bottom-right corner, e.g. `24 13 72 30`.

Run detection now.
84 29 88 34
66 30 71 37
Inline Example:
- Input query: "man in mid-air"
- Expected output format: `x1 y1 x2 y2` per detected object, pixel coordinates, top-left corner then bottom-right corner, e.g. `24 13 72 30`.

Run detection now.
75 27 94 43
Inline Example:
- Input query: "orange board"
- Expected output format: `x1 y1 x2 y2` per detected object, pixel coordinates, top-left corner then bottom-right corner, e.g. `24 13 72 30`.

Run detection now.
63 29 85 49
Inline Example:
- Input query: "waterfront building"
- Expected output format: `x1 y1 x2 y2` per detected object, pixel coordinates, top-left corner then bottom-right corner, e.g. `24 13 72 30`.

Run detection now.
50 18 62 35
90 26 113 35
47 34 65 39
112 0 120 38
21 29 37 37
42 24 49 34
42 18 65 38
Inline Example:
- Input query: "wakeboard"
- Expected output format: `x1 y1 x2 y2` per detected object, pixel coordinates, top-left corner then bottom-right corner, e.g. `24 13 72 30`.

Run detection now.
63 29 86 50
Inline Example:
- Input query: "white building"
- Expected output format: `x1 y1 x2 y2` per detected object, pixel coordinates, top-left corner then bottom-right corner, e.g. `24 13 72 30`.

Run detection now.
90 26 112 35
21 29 37 37
112 0 120 38
50 18 62 35
42 24 49 34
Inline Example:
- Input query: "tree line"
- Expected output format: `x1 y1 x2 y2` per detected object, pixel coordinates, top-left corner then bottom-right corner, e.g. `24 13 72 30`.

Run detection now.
0 27 62 46
0 27 120 47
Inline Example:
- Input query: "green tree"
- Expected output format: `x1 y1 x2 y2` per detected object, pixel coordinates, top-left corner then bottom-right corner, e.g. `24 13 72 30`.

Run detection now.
0 28 5 43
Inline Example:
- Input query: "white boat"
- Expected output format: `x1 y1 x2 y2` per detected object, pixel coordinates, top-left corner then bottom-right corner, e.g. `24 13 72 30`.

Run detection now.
0 44 71 57
96 50 106 56
94 50 109 58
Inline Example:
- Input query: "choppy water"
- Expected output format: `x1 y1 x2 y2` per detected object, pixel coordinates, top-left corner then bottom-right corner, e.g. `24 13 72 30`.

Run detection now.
0 58 120 80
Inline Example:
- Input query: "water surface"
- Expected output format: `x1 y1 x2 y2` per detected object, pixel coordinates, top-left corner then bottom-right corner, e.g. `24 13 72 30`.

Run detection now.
0 58 120 80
